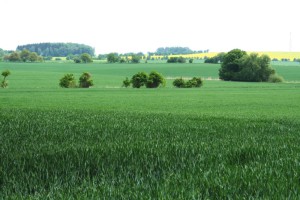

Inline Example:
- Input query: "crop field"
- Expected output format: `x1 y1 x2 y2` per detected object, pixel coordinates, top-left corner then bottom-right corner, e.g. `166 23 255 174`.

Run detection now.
0 62 300 199
150 52 300 61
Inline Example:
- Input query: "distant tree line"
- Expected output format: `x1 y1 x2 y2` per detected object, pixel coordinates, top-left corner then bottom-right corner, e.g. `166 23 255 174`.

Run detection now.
149 47 209 56
16 43 95 57
3 49 43 62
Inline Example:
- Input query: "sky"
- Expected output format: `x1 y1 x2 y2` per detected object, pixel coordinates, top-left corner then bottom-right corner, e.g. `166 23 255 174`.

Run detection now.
1 0 299 54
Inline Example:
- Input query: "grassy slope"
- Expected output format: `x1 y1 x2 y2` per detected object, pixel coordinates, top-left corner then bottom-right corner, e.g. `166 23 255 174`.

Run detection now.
0 62 300 198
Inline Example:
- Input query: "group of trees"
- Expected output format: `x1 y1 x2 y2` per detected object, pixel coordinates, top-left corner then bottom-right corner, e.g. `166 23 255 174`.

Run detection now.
17 43 95 57
167 56 186 63
219 49 282 82
204 53 226 64
73 53 93 63
153 47 209 55
59 72 94 88
107 53 141 63
1 70 11 88
123 71 165 88
173 77 203 88
3 49 43 62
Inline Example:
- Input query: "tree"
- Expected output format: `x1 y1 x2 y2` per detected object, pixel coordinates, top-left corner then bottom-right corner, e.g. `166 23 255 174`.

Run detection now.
1 70 11 88
122 77 131 87
7 51 21 62
79 72 94 88
81 53 93 63
20 49 31 62
219 49 276 82
59 74 77 88
173 77 185 88
189 59 193 63
173 77 203 88
29 52 39 62
107 53 119 63
146 71 165 88
167 56 186 63
131 54 141 63
131 72 148 88
73 57 81 63
219 49 247 81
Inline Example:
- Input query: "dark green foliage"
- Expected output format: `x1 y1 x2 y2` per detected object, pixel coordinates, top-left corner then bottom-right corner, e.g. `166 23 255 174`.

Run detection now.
80 53 93 63
122 77 131 87
146 71 165 88
107 53 119 63
205 52 225 64
167 56 186 63
268 74 284 83
73 57 81 63
20 49 31 62
131 72 148 88
185 77 203 88
120 58 126 63
6 51 21 62
79 72 94 88
59 74 77 88
131 54 141 63
173 77 203 88
6 49 42 62
189 59 193 63
1 70 10 88
219 49 275 82
17 43 95 57
173 77 185 88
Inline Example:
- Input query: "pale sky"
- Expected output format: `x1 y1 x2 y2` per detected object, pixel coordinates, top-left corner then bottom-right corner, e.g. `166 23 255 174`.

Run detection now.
1 0 299 54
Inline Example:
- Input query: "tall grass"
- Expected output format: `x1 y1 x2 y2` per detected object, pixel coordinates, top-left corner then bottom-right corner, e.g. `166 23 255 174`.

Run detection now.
1 109 300 199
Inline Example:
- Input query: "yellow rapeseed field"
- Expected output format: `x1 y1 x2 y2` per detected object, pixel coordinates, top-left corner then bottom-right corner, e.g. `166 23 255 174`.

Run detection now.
150 52 300 61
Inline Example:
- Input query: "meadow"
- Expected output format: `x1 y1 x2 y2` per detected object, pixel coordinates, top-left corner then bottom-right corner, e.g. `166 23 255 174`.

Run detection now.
0 61 300 199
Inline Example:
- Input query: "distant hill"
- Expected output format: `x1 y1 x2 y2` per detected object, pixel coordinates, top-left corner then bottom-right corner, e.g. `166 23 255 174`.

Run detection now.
16 43 95 57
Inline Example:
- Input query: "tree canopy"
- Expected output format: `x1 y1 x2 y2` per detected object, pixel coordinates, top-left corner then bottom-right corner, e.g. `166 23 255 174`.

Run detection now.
16 43 95 57
219 49 275 82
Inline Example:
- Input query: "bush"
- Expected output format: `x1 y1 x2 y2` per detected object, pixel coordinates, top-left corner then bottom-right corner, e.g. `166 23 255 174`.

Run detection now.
79 72 94 88
219 49 275 82
173 78 185 88
189 59 193 63
59 74 77 88
1 70 11 88
167 56 186 63
146 71 165 88
131 72 148 88
73 57 81 63
268 74 284 83
123 77 131 88
173 77 203 88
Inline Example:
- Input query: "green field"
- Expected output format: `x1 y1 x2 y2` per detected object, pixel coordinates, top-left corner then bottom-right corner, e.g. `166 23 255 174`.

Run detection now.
1 62 300 199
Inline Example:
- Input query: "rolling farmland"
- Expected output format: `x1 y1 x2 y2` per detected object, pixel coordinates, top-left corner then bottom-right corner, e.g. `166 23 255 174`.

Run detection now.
0 61 300 198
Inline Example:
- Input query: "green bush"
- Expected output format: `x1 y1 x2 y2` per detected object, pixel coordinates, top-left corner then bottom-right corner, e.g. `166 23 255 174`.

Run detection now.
268 74 284 83
59 74 77 88
79 72 94 88
122 77 131 88
173 77 203 88
1 70 11 88
146 71 165 88
131 72 148 88
173 77 185 88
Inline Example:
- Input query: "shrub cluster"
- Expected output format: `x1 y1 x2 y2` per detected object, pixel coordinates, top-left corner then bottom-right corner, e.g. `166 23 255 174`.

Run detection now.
1 70 11 88
167 56 186 63
123 71 165 88
3 49 43 62
59 72 94 88
219 49 282 82
173 77 203 88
